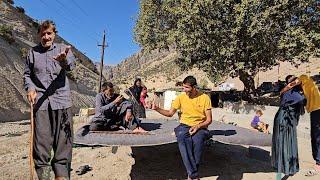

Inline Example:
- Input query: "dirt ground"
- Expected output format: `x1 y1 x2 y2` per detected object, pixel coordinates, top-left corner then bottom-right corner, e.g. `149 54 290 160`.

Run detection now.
0 109 319 180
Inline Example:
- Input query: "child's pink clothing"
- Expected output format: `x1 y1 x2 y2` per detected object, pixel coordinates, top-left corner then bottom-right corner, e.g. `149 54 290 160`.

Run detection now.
140 88 148 107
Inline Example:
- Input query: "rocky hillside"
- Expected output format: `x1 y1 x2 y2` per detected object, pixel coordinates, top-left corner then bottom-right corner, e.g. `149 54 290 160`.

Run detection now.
98 49 215 92
1 1 319 122
100 47 319 93
0 1 99 122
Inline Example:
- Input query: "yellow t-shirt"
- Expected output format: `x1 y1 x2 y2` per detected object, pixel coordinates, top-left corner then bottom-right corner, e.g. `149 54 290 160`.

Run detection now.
299 75 320 112
172 92 212 126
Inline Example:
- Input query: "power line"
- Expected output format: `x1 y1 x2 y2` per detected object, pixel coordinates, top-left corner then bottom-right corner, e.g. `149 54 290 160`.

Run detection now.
38 0 99 42
53 0 82 24
38 0 77 26
37 0 106 63
70 0 89 17
54 0 103 40
49 0 100 41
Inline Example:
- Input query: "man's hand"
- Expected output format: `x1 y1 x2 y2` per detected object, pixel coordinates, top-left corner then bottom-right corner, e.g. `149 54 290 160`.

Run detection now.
288 81 297 88
27 90 37 104
280 83 294 95
280 79 300 95
113 95 124 105
53 46 71 61
189 125 200 135
151 100 158 110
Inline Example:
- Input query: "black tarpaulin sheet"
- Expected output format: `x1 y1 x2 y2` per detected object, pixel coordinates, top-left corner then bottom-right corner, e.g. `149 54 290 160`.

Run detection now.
74 119 272 147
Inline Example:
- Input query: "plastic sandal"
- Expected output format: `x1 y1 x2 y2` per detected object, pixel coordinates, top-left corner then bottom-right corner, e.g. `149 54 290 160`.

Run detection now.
305 169 319 177
76 165 92 175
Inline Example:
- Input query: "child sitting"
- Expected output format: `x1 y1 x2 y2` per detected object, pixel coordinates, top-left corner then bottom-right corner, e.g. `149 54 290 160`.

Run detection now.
251 110 269 134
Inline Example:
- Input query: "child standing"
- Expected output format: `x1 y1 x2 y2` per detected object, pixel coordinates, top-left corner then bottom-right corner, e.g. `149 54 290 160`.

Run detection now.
140 86 148 108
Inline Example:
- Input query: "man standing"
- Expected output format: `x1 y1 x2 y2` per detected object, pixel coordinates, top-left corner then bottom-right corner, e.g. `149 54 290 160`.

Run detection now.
281 74 320 176
152 76 212 179
89 82 146 132
24 20 76 180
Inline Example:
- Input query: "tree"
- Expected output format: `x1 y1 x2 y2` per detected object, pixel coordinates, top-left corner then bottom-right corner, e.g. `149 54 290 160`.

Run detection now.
134 0 320 97
199 78 208 89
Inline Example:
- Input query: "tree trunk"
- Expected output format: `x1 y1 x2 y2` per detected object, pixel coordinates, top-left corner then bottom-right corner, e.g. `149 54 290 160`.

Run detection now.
239 70 256 101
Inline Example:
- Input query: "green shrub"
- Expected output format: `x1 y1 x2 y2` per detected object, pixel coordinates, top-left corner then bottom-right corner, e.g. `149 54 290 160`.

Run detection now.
199 78 208 89
20 47 28 58
67 71 77 82
6 0 14 5
0 25 15 44
16 6 25 13
32 21 39 28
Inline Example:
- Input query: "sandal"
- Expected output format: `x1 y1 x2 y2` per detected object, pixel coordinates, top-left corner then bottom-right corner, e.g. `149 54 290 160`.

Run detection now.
76 165 92 175
305 169 320 176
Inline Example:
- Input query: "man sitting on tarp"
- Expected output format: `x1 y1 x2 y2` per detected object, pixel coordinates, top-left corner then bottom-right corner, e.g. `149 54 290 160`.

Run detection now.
89 82 146 132
152 76 212 180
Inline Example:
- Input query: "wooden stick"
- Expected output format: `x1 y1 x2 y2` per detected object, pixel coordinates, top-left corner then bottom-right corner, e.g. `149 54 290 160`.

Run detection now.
29 103 35 180
126 88 141 105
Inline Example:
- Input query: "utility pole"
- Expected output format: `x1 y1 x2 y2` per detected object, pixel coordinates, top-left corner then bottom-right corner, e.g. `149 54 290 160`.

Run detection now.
98 30 107 93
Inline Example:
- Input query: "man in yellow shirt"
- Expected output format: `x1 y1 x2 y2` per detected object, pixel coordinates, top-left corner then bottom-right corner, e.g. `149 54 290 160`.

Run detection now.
281 74 320 176
152 76 212 179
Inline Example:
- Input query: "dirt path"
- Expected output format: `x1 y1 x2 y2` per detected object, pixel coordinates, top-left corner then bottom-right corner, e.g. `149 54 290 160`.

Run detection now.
0 109 319 180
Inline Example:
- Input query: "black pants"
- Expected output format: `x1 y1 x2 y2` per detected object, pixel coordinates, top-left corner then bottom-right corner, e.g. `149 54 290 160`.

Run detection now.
89 116 139 131
90 101 139 131
33 105 73 179
311 109 320 165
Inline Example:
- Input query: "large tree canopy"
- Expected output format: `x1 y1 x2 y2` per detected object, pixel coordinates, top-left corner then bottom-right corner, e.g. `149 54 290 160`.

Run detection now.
134 0 320 95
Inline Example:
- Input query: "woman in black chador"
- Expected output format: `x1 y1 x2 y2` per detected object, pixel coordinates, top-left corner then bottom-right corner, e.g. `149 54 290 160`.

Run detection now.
271 75 305 176
125 78 146 118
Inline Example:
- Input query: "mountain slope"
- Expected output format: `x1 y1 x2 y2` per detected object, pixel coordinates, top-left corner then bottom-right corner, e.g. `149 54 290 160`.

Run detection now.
0 1 98 122
100 49 215 91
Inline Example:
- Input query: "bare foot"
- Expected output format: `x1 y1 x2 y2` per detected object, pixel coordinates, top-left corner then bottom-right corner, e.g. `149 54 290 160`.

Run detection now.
132 127 148 133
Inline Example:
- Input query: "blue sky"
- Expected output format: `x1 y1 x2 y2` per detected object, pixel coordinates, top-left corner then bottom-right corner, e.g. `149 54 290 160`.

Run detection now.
14 0 141 65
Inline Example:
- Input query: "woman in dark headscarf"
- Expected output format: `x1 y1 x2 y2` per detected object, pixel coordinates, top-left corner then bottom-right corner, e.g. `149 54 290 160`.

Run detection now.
125 78 146 118
271 75 305 176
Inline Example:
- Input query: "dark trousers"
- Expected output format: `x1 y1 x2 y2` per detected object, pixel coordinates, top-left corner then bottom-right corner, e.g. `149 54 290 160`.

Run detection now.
90 102 138 131
89 117 138 131
33 105 73 179
174 124 209 179
311 109 320 165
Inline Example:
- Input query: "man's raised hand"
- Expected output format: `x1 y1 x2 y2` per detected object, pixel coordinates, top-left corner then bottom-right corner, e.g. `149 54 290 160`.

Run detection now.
151 99 158 110
113 95 124 104
53 45 71 61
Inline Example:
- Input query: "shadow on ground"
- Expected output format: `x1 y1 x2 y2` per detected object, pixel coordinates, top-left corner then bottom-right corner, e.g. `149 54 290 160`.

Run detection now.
130 142 274 180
